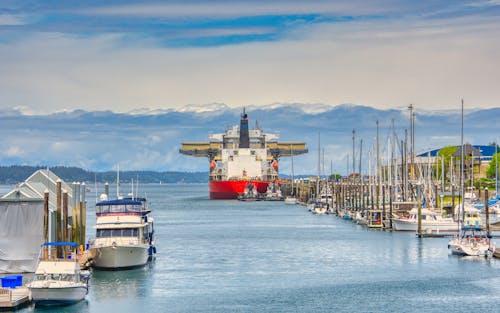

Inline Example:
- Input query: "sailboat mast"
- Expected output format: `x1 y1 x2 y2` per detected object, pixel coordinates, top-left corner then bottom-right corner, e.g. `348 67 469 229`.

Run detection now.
460 99 465 223
290 144 294 195
352 129 356 175
317 133 320 198
496 142 498 199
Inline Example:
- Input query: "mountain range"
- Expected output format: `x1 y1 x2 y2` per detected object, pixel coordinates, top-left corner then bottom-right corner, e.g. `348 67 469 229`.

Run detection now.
1 103 498 176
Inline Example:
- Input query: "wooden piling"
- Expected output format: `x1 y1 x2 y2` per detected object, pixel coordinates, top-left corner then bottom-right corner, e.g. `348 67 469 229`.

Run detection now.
389 185 393 229
56 179 62 256
417 184 422 236
43 190 49 243
63 190 68 242
485 188 490 234
382 185 386 227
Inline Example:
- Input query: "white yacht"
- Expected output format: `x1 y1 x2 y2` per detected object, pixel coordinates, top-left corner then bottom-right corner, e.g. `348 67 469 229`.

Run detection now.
89 197 156 270
28 242 89 305
392 208 458 232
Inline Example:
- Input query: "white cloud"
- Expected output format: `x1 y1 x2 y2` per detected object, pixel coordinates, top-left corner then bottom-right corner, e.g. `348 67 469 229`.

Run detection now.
5 146 25 157
1 15 500 114
82 1 403 18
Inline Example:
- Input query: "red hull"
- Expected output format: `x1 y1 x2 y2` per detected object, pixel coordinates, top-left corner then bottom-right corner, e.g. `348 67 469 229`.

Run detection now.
209 180 269 199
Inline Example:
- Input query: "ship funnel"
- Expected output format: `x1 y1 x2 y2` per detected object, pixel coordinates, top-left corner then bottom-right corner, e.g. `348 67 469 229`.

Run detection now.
239 108 250 148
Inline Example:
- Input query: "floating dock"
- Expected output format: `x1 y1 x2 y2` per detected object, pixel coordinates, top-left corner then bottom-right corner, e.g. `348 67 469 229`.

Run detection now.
0 286 30 310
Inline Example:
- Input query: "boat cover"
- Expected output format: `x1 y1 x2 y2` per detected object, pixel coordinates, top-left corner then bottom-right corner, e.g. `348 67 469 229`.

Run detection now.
0 201 44 273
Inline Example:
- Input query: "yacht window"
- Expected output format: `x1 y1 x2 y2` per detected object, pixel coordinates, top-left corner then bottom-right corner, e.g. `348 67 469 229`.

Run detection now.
110 205 123 213
122 229 132 237
132 228 139 237
97 229 112 237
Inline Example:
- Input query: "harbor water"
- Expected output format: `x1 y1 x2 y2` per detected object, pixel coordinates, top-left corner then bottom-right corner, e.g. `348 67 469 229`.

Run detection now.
6 183 500 312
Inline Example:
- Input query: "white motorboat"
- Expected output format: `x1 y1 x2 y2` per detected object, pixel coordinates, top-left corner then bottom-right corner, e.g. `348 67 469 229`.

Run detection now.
311 201 327 215
27 242 89 305
284 196 297 204
89 197 156 270
448 226 490 256
392 208 458 232
355 210 367 225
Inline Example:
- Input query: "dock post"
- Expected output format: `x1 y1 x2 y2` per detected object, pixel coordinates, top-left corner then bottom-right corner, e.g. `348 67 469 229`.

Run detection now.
451 184 455 218
44 190 49 259
434 184 438 208
56 179 62 256
63 190 68 257
485 188 490 235
382 184 386 229
389 185 393 230
80 183 87 248
417 183 422 236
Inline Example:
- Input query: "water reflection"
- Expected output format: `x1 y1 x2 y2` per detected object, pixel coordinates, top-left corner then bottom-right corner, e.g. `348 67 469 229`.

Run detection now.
90 265 153 301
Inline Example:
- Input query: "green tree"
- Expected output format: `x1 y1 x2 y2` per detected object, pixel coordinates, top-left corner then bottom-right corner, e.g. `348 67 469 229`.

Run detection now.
436 146 458 183
487 152 499 178
330 173 343 181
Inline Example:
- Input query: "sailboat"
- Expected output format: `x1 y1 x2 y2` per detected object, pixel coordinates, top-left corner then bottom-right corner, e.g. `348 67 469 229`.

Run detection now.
448 100 490 256
285 144 297 204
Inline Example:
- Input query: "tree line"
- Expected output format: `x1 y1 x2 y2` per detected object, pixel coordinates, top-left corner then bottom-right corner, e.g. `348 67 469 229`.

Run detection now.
0 165 208 184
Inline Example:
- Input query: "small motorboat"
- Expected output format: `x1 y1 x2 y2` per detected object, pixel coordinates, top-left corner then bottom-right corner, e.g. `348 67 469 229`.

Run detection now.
27 242 89 305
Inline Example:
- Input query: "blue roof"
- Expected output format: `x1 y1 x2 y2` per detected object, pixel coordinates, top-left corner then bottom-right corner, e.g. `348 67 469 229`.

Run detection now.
96 199 142 206
417 145 497 158
42 242 78 247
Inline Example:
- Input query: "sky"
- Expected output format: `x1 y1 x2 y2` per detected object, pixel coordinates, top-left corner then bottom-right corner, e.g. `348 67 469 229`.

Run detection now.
1 0 500 115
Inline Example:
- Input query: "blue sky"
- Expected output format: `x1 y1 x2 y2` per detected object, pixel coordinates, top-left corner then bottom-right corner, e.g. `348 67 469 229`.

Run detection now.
1 0 500 114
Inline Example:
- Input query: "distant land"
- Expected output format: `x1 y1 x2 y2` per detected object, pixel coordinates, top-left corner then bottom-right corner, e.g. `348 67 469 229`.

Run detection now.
0 165 315 185
0 165 207 185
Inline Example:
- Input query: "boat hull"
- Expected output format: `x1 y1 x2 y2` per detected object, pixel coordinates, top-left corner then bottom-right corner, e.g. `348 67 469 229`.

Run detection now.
209 180 269 199
392 219 459 232
30 285 87 305
92 245 149 270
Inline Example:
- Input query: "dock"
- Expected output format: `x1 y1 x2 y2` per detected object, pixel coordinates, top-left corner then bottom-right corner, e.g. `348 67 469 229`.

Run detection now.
0 287 30 310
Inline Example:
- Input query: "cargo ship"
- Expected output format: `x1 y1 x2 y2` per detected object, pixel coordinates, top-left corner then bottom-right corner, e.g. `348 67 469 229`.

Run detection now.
180 109 308 199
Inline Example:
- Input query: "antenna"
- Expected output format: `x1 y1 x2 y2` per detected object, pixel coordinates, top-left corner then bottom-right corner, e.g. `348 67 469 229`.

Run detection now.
116 164 120 198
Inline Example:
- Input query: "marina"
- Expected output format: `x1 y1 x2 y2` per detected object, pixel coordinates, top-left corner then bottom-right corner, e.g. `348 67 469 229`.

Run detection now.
2 1 500 312
1 183 500 312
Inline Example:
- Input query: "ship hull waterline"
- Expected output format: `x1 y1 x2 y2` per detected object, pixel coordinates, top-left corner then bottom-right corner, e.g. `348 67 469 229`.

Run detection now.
209 180 270 199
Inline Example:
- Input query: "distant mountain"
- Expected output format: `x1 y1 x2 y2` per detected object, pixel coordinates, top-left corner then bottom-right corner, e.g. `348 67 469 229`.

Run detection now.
0 103 498 175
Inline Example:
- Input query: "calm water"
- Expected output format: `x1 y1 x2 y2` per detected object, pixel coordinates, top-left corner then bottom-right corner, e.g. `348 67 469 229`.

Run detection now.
6 183 500 312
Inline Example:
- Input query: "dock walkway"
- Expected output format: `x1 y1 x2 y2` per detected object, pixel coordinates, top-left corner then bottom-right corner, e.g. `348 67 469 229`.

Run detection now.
0 286 30 310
